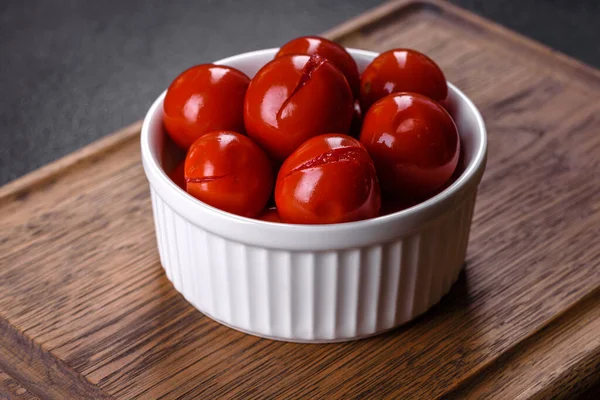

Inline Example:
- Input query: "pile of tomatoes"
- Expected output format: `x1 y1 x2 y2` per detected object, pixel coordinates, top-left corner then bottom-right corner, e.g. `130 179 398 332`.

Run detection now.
164 36 460 224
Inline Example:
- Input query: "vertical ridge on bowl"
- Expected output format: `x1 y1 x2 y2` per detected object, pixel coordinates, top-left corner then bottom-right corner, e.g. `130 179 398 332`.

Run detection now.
174 212 188 296
150 189 166 277
241 244 253 329
208 233 225 320
381 240 403 329
417 228 436 317
221 236 232 323
220 235 233 323
267 251 293 338
358 245 383 335
442 217 458 293
186 221 200 310
458 194 477 277
400 235 421 322
344 249 362 338
248 247 269 333
198 227 213 312
314 251 338 339
158 193 173 283
229 241 251 328
429 224 446 306
167 203 180 289
290 252 314 338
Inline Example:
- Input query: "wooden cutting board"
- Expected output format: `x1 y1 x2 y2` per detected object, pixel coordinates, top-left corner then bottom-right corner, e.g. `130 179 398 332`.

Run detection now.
1 0 599 398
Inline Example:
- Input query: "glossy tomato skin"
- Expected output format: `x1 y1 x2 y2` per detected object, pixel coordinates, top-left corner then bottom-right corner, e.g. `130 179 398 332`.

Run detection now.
360 93 460 199
164 64 250 150
276 36 360 98
360 49 447 112
185 131 273 217
275 134 380 224
244 54 353 161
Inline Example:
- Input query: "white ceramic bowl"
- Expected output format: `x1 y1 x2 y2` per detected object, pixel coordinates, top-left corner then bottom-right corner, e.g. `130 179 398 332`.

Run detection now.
141 48 487 342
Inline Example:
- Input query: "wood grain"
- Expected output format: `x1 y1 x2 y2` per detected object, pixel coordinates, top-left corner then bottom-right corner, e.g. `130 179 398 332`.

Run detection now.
0 369 40 400
1 0 600 398
0 319 110 400
445 288 600 399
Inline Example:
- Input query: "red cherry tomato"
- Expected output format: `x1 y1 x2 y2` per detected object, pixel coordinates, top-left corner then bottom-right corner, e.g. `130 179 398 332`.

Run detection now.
244 54 353 161
427 144 466 197
185 131 273 217
276 36 360 98
164 64 250 149
275 134 380 224
256 207 281 222
360 93 460 199
360 49 447 112
349 100 363 138
168 160 186 190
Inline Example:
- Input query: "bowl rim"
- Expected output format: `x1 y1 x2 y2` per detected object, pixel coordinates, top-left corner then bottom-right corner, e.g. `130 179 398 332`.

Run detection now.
141 48 487 248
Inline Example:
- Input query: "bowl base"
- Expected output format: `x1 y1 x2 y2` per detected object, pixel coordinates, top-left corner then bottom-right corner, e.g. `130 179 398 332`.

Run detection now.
198 308 415 344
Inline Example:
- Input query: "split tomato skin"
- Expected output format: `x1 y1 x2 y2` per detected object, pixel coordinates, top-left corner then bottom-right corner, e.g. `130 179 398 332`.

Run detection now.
276 36 360 98
244 54 354 161
360 93 460 199
360 49 447 112
164 64 250 150
275 134 381 224
184 131 273 218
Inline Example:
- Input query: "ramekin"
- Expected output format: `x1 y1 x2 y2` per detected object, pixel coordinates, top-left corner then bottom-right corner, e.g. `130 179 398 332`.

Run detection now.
141 48 487 342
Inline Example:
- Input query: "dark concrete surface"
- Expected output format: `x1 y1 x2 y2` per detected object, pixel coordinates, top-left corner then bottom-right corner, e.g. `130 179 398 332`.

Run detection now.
1 0 599 185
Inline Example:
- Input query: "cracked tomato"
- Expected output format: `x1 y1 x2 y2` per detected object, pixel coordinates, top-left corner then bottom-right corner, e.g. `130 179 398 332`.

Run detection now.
275 134 380 224
184 131 273 217
244 54 353 161
276 36 360 98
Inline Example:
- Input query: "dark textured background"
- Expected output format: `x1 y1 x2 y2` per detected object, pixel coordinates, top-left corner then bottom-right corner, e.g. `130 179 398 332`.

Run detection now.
1 0 599 185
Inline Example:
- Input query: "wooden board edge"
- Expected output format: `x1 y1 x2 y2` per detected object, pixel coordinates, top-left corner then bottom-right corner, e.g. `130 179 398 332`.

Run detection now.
0 318 113 400
444 287 600 399
323 0 600 84
0 121 142 203
1 368 41 400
